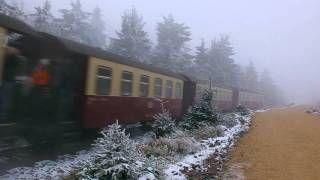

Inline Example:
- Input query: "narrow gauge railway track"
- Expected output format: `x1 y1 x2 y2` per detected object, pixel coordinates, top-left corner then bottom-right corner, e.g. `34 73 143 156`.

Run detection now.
0 121 96 153
0 120 152 175
0 121 96 174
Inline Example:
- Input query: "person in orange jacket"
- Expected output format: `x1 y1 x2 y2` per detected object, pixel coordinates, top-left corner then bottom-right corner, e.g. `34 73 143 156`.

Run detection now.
31 59 51 86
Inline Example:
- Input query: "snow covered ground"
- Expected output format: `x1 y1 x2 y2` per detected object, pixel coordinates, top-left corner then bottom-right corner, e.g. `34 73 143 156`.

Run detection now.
0 149 97 180
162 114 251 180
1 113 253 180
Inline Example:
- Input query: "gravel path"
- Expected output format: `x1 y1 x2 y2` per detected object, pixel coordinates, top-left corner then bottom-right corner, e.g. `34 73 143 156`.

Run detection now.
223 106 320 180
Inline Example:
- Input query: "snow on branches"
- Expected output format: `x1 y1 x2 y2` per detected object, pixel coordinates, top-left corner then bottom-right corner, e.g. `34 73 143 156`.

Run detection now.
77 121 143 179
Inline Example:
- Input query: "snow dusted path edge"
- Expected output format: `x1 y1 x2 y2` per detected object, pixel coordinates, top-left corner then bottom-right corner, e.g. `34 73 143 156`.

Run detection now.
163 114 252 180
1 113 253 180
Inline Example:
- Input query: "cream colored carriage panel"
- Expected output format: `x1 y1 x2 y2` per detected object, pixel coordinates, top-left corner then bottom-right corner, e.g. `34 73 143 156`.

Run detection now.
86 57 184 98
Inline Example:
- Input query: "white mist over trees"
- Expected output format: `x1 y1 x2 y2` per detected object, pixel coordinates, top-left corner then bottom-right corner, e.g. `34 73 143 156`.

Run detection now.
0 0 285 106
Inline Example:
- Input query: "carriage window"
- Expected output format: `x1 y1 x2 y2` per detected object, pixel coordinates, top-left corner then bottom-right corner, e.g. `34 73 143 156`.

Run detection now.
96 66 112 95
140 75 149 97
166 80 173 98
121 71 133 96
154 78 162 98
175 82 182 98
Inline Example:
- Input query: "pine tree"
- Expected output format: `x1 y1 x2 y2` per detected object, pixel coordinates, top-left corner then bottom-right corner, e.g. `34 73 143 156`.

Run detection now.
233 64 247 89
183 89 218 129
87 7 107 48
110 8 151 62
0 0 11 15
244 62 259 90
259 70 285 106
194 39 210 79
206 36 237 86
78 121 142 179
153 15 192 72
151 99 175 137
31 0 54 33
0 0 25 19
59 0 91 44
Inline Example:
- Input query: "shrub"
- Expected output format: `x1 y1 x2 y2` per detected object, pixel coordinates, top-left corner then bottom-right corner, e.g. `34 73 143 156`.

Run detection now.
219 114 239 128
234 104 250 116
152 110 175 138
194 126 218 140
76 121 142 180
194 125 225 140
144 137 200 158
182 90 218 129
151 99 175 138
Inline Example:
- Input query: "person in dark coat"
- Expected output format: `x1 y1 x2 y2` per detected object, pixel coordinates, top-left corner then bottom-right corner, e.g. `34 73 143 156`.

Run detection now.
0 41 27 122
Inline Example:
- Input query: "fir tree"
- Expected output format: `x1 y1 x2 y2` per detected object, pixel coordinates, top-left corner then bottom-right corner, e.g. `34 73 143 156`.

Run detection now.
183 90 218 129
88 7 107 48
59 0 91 44
153 15 192 72
259 70 285 106
0 0 11 15
78 121 142 179
151 99 175 137
194 39 210 79
110 7 151 62
0 0 25 19
244 62 259 90
207 36 237 86
31 0 54 33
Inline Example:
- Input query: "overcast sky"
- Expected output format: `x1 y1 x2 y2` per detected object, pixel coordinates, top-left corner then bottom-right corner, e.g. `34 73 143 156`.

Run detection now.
15 0 320 104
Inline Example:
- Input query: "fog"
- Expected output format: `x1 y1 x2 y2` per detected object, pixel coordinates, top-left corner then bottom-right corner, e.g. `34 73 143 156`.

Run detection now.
21 0 320 104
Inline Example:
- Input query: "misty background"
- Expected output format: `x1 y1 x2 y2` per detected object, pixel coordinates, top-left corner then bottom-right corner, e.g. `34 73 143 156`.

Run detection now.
3 0 320 104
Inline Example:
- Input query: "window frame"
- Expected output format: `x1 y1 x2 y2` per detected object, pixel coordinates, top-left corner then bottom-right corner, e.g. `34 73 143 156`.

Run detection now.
121 71 133 96
165 80 173 98
154 78 162 98
96 66 112 96
139 75 150 97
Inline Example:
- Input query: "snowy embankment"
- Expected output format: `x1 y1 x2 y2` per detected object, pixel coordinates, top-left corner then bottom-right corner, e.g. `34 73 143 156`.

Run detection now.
0 149 97 179
162 114 251 180
0 89 260 180
0 114 251 179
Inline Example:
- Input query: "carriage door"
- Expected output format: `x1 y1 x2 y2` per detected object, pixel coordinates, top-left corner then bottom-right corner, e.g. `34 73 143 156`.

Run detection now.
182 79 196 114
0 27 7 86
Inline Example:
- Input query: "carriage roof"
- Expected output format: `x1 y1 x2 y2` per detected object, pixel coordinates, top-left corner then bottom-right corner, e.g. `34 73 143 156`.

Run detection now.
0 13 186 81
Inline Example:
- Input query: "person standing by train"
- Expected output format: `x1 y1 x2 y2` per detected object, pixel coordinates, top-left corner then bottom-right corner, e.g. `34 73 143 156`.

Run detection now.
29 58 53 120
0 41 27 122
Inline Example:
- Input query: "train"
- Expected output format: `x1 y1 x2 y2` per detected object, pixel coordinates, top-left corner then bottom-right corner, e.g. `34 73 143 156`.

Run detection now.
0 14 263 132
196 80 263 111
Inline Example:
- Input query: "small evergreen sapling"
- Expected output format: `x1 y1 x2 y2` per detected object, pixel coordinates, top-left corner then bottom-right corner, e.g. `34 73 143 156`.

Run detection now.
151 98 175 138
183 89 218 129
77 121 142 179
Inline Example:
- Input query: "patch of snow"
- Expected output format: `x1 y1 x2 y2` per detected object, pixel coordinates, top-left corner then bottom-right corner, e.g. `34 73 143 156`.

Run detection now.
1 113 252 180
0 149 96 180
138 172 157 180
255 109 271 112
163 114 251 180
